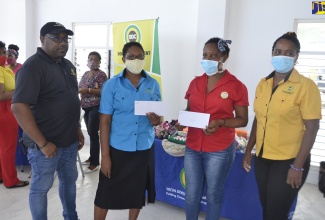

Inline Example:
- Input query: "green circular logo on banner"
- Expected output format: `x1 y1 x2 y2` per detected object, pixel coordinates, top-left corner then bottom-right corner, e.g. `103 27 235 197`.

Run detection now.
180 168 186 189
124 24 142 43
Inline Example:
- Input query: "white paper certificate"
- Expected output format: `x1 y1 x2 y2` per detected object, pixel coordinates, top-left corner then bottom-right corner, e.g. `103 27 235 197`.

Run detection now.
134 101 167 116
178 110 210 129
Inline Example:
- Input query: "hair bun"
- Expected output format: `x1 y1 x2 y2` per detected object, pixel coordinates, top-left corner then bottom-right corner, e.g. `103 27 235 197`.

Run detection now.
284 32 297 38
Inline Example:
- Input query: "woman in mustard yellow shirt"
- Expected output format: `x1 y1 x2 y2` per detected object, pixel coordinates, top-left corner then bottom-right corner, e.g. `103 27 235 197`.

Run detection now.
0 41 29 188
243 32 321 220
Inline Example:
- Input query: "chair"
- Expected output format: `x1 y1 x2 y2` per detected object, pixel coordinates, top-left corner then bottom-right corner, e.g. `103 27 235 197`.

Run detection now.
17 128 30 172
17 136 31 177
78 110 85 178
77 152 85 178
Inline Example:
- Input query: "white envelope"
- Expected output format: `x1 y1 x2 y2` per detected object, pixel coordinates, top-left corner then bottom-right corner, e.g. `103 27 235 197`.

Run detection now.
178 110 210 129
134 101 167 116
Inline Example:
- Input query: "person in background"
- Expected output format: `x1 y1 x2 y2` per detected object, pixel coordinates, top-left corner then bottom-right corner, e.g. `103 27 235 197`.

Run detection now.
6 44 27 167
6 44 22 74
0 40 29 188
183 37 249 220
94 42 161 220
11 22 84 220
78 51 108 173
243 32 321 220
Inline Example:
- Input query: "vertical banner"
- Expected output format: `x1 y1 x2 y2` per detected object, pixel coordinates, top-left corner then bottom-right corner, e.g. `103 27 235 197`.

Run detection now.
112 19 162 94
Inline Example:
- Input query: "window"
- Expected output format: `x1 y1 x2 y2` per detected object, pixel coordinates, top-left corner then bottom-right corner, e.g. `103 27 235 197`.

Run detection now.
72 23 114 81
295 20 325 166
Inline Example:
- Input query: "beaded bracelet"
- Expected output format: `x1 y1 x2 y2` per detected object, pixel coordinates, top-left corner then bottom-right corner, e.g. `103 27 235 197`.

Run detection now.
40 140 48 150
290 164 304 171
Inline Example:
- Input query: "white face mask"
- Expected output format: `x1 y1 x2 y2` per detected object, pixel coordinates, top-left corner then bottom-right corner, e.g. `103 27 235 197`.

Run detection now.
200 60 224 76
87 61 100 70
271 56 295 74
125 59 145 74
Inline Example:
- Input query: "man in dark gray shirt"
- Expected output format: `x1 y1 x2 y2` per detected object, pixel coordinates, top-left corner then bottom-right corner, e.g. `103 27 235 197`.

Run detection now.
11 22 84 220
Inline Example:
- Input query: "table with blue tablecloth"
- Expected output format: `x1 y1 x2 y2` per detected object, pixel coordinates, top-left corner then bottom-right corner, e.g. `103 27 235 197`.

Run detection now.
154 138 297 220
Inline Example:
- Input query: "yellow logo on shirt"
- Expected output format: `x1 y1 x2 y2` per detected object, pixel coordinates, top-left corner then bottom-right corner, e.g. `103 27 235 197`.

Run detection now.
144 88 154 94
283 86 294 94
220 91 228 99
71 68 76 76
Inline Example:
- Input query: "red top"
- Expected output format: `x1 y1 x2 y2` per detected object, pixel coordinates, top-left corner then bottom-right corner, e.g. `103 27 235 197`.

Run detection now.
185 70 249 152
12 63 22 74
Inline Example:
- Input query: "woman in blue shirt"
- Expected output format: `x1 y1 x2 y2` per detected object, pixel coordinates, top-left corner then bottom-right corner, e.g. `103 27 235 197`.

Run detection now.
94 42 161 220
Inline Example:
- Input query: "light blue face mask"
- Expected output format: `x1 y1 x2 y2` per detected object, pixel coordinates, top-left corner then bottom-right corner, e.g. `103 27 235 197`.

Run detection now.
271 56 295 74
200 60 222 76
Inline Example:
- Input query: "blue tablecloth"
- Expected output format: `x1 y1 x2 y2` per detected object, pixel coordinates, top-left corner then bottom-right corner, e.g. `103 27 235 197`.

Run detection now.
154 138 297 220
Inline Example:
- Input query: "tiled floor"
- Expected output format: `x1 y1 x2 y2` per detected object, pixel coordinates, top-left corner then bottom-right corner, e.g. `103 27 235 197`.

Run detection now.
1 128 324 220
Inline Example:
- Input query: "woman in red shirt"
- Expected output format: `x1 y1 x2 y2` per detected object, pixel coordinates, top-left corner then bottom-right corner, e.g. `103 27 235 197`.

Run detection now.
184 37 249 220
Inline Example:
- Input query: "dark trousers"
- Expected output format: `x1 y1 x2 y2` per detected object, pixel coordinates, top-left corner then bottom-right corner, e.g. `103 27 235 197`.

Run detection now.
254 155 310 220
83 106 100 166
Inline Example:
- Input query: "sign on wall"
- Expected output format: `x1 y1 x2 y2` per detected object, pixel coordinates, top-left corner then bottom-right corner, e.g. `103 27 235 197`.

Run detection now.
312 1 325 14
112 19 162 92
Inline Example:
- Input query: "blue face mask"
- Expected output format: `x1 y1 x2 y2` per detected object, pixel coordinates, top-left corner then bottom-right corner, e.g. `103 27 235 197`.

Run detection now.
201 60 222 76
271 56 295 74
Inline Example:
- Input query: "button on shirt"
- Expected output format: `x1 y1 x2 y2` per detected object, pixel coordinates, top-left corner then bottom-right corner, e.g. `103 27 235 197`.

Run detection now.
99 70 161 152
254 69 322 160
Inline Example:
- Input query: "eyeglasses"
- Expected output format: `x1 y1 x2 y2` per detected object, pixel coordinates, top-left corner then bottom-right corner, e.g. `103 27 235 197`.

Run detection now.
46 35 72 43
125 55 145 60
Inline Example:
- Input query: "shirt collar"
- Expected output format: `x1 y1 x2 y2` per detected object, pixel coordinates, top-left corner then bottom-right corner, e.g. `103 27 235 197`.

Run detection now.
205 69 237 82
116 69 148 78
37 47 67 65
264 68 300 83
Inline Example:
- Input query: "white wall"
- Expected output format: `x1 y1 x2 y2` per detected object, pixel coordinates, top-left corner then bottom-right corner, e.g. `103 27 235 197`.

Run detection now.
25 0 36 59
195 0 228 76
0 0 27 62
22 0 230 121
